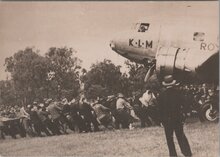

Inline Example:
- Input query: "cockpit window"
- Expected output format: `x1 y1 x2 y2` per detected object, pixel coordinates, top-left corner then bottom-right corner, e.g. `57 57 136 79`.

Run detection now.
193 32 205 41
136 23 150 32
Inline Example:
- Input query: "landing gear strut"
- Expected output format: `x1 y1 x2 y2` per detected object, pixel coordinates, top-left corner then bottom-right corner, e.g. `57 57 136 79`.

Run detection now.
143 59 156 83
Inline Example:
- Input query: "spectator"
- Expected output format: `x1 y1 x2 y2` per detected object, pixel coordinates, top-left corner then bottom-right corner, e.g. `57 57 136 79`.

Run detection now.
37 103 61 135
92 99 113 128
29 105 51 137
158 75 192 157
79 97 100 132
47 101 67 134
115 93 133 129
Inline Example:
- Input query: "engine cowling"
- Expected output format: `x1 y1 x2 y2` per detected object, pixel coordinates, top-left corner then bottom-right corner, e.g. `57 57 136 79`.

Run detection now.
155 47 180 80
155 46 219 82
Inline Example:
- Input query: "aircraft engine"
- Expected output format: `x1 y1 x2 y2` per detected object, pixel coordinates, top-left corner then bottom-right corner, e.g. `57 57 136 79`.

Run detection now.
155 47 180 80
155 46 219 82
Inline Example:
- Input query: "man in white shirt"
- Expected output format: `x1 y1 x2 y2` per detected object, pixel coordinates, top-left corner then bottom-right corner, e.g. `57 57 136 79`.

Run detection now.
115 93 133 129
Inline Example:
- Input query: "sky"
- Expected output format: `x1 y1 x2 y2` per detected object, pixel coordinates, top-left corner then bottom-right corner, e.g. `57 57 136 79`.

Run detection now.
0 1 218 80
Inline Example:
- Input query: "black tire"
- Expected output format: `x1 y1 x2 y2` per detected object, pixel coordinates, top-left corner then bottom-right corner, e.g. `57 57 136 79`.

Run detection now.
201 102 219 122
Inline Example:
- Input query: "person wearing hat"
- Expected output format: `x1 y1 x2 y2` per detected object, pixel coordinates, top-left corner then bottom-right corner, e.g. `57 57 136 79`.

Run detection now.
91 99 112 128
47 101 68 134
131 90 157 128
68 98 87 133
61 98 83 132
78 97 100 132
115 93 133 129
29 104 51 137
158 75 192 157
19 104 35 137
37 104 61 136
44 98 52 108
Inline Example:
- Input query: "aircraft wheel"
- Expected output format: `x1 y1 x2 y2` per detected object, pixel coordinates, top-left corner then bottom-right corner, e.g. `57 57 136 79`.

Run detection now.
201 102 219 122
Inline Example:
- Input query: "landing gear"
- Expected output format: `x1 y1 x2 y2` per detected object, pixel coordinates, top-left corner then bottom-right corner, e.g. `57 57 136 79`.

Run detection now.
142 58 156 83
143 58 156 68
200 102 219 122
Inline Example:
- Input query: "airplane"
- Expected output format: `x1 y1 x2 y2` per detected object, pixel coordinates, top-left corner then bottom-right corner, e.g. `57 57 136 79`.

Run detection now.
109 8 219 122
109 12 219 84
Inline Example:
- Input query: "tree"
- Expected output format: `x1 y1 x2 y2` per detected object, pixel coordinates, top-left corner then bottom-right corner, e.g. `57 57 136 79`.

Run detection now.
5 47 49 104
84 84 109 100
82 59 127 99
0 80 17 105
124 60 148 93
125 60 161 94
4 47 82 105
45 47 82 100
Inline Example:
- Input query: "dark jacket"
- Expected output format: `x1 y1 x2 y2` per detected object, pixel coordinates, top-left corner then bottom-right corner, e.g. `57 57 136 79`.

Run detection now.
37 110 49 122
158 87 185 124
29 111 42 124
79 102 94 115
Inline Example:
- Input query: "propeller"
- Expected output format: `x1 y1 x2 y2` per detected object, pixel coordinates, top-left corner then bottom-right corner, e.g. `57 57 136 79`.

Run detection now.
144 64 156 82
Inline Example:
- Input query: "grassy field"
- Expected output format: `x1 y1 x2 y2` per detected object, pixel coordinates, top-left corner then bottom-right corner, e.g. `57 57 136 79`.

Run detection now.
0 120 219 157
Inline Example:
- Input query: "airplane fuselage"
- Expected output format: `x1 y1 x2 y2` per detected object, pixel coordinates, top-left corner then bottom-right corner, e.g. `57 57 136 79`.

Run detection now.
111 20 218 61
110 18 219 83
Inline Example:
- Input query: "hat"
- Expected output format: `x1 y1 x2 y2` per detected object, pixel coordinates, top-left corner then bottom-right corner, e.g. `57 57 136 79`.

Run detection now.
70 98 76 104
117 93 124 98
162 75 177 87
45 98 52 104
107 95 115 101
62 98 68 104
62 98 67 103
33 101 38 105
39 103 44 108
31 106 38 111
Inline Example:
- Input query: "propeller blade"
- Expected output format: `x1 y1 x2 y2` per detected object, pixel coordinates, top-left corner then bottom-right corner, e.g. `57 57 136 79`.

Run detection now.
144 64 155 82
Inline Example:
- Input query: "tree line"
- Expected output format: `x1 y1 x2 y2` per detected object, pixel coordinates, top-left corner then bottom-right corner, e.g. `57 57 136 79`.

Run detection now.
0 47 159 106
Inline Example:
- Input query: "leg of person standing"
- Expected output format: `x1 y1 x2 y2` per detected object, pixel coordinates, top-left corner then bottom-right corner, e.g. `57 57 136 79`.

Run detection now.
174 121 192 157
140 118 146 128
88 112 100 132
143 107 152 127
25 119 36 137
114 112 120 129
83 116 92 132
0 126 5 139
40 122 52 136
133 106 146 128
43 119 56 135
59 115 69 134
47 119 62 135
74 114 87 133
164 122 178 157
53 118 65 134
118 109 129 129
8 121 17 139
33 122 43 137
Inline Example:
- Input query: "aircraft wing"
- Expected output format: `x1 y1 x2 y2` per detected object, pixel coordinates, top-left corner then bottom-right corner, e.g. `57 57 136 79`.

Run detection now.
196 51 219 83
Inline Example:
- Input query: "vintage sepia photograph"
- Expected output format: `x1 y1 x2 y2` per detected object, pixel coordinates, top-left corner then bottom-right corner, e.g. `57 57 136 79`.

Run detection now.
0 1 219 157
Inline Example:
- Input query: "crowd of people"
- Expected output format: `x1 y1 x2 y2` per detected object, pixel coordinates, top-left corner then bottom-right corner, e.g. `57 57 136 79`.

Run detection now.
0 89 161 139
0 82 218 140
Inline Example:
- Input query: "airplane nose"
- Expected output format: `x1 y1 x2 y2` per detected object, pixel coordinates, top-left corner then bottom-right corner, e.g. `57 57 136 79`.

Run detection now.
109 40 116 50
109 31 129 51
109 32 132 56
